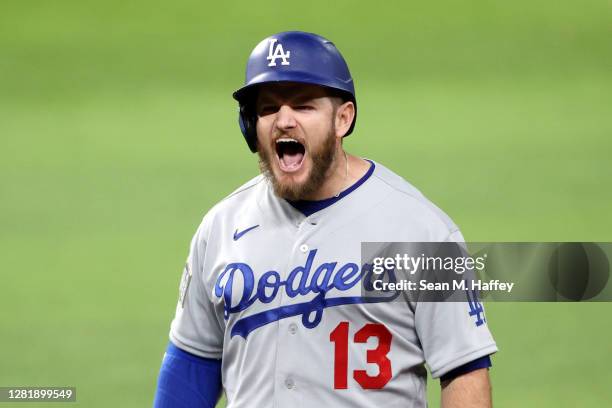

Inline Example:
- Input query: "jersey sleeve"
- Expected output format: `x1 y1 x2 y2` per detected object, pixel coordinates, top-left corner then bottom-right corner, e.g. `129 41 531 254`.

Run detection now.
169 217 224 359
414 230 498 379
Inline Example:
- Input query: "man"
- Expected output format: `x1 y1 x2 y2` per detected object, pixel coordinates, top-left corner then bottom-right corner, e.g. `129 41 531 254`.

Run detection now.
154 31 497 408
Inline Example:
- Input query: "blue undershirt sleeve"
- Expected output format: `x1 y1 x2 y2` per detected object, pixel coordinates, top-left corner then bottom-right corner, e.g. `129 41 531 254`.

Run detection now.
153 341 222 408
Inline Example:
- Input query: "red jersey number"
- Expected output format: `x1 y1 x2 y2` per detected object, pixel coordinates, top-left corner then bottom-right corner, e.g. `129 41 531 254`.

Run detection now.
329 322 393 389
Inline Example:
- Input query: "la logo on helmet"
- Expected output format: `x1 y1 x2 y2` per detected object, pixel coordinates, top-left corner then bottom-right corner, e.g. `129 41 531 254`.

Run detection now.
267 39 290 67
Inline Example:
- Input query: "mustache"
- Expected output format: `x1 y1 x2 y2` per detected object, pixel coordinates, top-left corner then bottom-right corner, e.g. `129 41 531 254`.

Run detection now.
271 132 307 146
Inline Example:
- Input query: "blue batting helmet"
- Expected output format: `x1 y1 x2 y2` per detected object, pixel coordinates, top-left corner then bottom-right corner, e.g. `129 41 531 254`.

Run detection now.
233 31 357 153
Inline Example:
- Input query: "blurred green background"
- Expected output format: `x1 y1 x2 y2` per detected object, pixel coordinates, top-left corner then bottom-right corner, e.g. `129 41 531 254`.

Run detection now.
1 0 611 406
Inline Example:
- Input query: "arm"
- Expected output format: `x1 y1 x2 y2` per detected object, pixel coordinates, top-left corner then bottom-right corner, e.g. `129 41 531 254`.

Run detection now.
156 217 225 407
440 368 492 408
414 235 498 406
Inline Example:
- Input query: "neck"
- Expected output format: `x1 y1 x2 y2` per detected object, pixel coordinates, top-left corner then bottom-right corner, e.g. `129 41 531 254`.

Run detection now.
301 149 370 201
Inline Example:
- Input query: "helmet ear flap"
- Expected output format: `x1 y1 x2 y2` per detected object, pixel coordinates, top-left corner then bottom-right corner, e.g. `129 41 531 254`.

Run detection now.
238 105 258 153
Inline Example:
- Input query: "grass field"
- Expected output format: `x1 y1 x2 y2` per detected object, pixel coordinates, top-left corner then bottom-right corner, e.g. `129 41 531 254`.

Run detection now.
1 1 611 407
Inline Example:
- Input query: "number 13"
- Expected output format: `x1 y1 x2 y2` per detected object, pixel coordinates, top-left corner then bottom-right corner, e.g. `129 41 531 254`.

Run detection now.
329 321 393 389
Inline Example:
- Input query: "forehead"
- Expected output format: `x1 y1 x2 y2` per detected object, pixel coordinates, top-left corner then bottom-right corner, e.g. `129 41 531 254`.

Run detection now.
255 82 330 103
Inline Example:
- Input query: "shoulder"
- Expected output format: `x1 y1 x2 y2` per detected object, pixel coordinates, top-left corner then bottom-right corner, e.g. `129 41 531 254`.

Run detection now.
222 174 266 203
194 174 267 239
368 160 461 240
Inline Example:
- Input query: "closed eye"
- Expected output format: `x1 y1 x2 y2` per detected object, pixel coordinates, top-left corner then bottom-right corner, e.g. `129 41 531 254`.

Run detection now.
294 105 314 111
258 105 279 116
257 102 315 116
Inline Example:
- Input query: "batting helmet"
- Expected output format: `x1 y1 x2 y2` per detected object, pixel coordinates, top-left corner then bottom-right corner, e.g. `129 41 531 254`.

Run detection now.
233 31 357 153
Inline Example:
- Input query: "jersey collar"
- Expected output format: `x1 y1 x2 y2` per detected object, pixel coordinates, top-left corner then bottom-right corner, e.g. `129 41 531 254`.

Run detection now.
287 160 375 217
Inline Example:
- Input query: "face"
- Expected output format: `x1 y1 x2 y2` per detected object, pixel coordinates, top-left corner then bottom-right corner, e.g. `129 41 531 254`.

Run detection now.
255 83 343 201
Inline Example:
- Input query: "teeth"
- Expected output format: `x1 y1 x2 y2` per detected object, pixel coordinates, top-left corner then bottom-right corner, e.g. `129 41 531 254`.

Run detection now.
276 138 299 144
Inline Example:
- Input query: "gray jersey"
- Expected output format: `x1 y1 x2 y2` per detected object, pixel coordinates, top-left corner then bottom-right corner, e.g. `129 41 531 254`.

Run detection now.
169 161 497 408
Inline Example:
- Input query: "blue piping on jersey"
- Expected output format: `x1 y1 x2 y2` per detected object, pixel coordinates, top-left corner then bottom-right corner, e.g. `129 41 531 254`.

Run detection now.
440 355 492 382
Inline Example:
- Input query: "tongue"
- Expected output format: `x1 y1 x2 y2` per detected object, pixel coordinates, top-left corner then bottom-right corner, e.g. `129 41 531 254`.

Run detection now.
280 152 304 171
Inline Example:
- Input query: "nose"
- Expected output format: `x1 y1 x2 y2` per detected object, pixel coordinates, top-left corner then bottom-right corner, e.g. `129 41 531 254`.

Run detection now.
275 105 297 131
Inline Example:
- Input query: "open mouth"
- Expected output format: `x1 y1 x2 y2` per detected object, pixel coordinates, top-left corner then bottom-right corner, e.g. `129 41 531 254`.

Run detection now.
275 138 306 172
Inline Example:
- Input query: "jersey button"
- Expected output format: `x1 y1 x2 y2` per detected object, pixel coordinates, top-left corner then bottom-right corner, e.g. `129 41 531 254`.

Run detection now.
288 323 298 334
299 244 308 252
285 378 295 389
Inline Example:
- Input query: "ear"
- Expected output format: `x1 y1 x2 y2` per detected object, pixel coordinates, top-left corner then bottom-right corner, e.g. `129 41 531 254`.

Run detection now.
334 101 356 138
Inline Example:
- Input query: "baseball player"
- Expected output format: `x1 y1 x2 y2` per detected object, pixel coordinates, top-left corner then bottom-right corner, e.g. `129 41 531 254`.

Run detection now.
153 31 497 408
